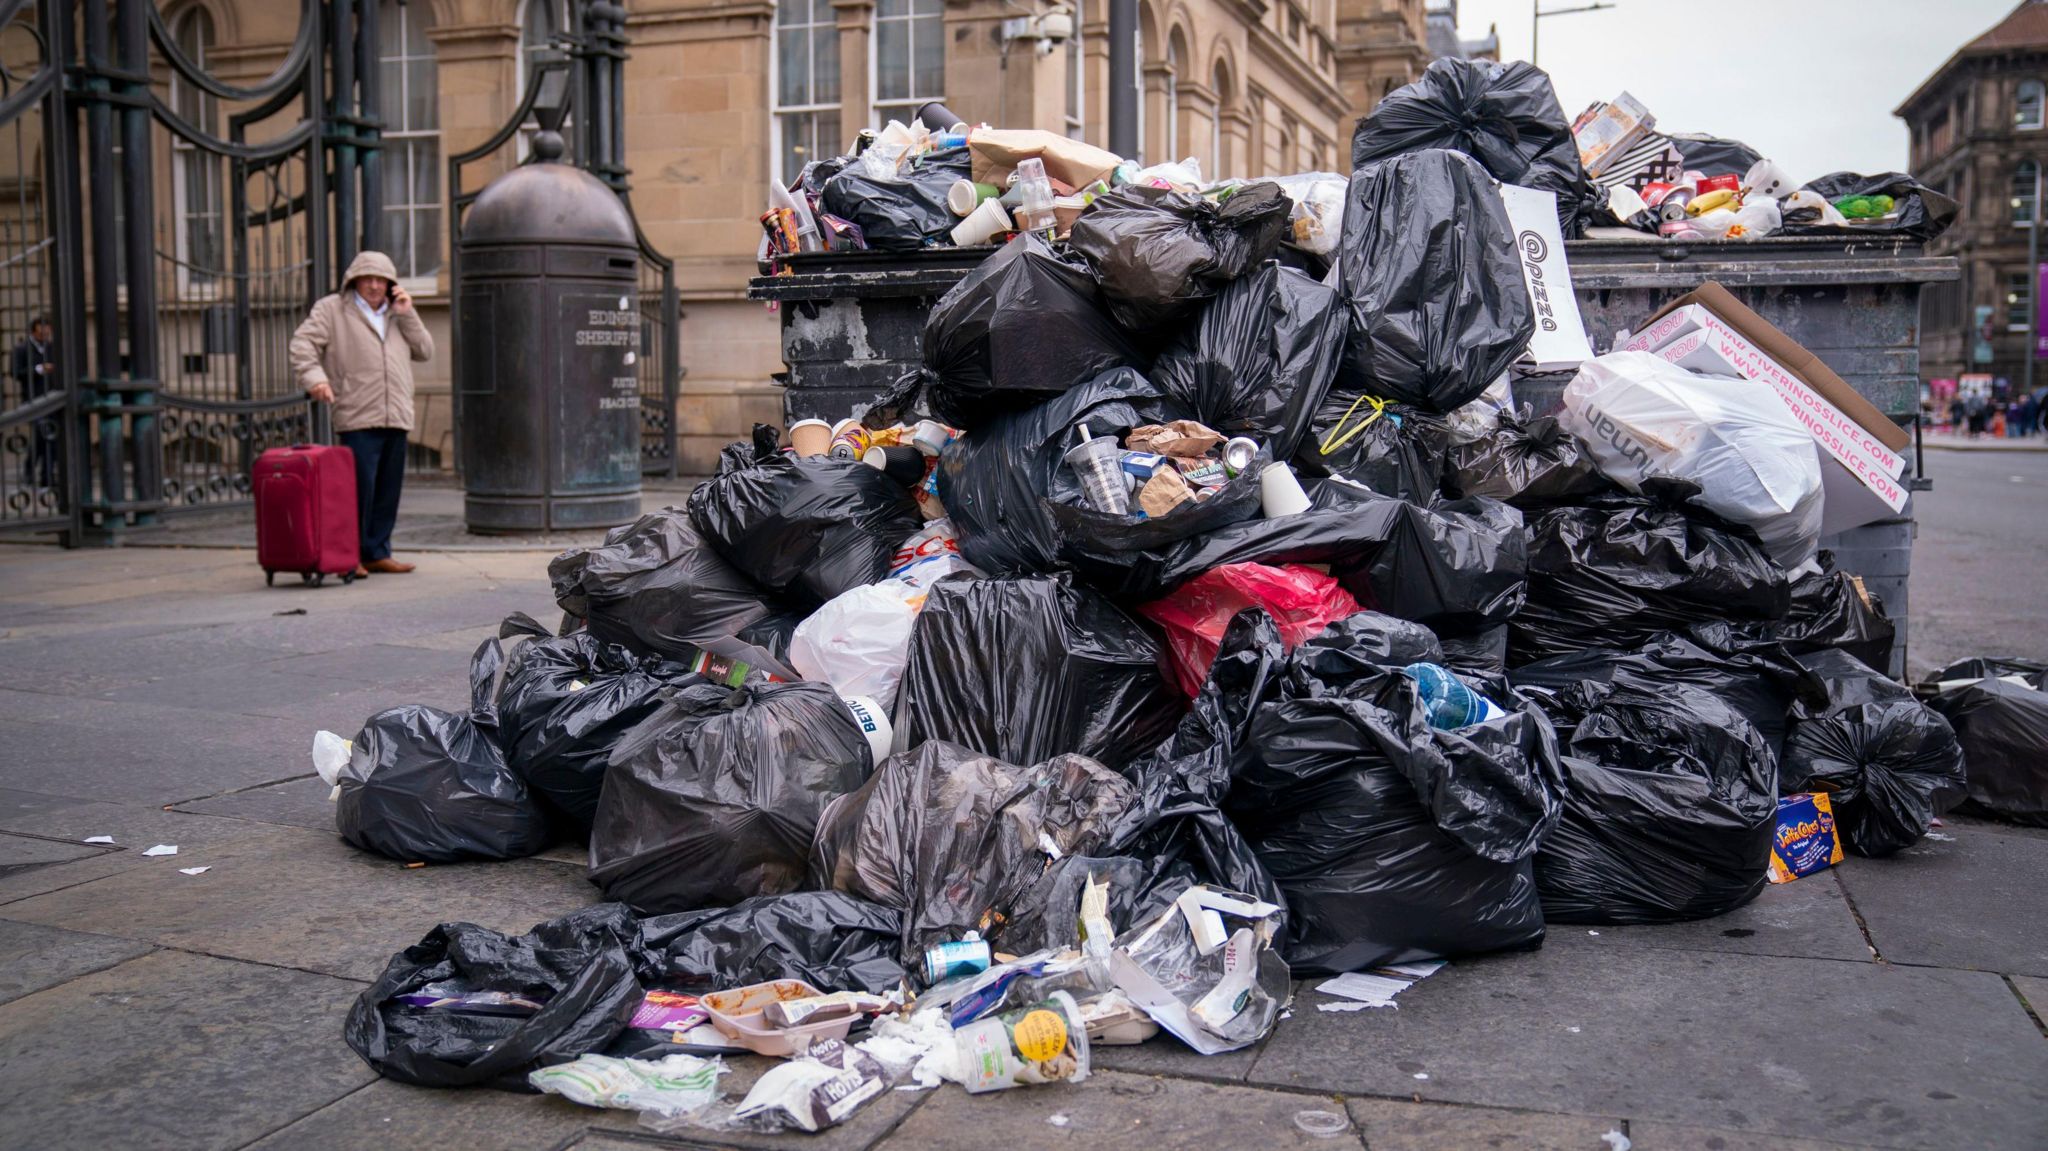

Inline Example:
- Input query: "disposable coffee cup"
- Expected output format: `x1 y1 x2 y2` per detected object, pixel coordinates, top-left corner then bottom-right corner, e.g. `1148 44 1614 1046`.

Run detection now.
911 419 952 456
1063 428 1130 515
1259 462 1312 518
950 197 1013 246
862 444 927 485
842 694 893 764
789 418 832 457
947 179 997 217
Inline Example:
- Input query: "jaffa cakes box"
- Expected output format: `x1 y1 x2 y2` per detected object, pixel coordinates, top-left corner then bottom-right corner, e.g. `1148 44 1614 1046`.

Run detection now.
1769 792 1845 884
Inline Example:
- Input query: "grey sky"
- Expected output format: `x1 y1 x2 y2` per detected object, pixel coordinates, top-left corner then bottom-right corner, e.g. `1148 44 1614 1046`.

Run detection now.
1449 0 2022 183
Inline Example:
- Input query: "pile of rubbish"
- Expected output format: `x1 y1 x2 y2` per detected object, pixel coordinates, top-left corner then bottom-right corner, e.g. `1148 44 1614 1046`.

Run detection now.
315 56 2027 1134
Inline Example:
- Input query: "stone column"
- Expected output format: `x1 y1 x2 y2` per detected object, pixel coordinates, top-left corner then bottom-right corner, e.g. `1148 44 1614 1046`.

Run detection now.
834 0 874 147
1220 106 1251 180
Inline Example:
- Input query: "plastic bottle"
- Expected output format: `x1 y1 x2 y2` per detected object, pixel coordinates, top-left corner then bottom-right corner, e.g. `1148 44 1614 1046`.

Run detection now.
1013 157 1057 233
1402 662 1506 729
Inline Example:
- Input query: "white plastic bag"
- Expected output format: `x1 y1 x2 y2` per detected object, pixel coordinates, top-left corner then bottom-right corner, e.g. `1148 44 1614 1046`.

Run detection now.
311 730 352 800
1727 196 1781 241
1268 171 1347 256
790 580 926 710
1561 351 1825 566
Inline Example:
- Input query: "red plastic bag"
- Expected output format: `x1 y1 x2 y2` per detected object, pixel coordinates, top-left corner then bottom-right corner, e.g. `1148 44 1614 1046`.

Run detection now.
1139 563 1361 697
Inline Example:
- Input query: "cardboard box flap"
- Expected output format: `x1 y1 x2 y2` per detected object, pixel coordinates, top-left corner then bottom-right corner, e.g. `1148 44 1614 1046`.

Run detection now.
1637 281 1911 453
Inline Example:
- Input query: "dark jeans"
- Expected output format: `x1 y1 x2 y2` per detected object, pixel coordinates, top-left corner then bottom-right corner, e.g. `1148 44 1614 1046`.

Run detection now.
339 427 407 562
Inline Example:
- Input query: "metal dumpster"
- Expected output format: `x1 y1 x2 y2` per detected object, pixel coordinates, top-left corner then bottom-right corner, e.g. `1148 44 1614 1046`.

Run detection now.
747 237 1959 677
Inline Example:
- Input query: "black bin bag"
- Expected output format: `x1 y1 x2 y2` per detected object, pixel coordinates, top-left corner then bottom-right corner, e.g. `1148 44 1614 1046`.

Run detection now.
809 741 1136 962
1923 663 2048 828
1337 149 1534 413
1293 395 1449 503
494 615 699 835
1226 613 1564 973
548 507 796 674
1067 182 1292 333
895 575 1183 771
1784 697 1965 857
638 892 908 995
819 146 972 251
588 680 873 914
337 635 552 864
1784 172 1958 242
345 904 645 1089
1443 407 1605 509
687 426 922 608
1512 632 1816 758
918 231 1145 430
1149 262 1344 462
1350 57 1601 237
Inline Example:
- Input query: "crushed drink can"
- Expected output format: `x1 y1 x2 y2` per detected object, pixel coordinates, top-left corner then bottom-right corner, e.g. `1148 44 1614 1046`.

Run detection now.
1222 437 1260 476
829 422 872 461
922 935 992 985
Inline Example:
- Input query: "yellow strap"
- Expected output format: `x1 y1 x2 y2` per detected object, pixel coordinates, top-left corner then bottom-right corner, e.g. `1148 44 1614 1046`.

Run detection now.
1318 394 1388 456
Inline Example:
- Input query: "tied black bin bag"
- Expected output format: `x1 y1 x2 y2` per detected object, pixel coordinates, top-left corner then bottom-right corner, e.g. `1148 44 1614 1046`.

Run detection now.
1227 613 1564 973
818 146 972 251
687 426 922 608
588 679 874 914
896 575 1183 770
1150 263 1344 462
1067 182 1292 333
1709 558 1896 674
809 741 1137 962
1443 407 1605 509
337 635 552 864
917 232 1145 430
1294 395 1449 503
1512 632 1816 758
1923 665 2048 828
1350 58 1602 237
638 891 908 995
1784 172 1959 242
345 904 645 1089
1783 699 1965 857
1337 150 1534 413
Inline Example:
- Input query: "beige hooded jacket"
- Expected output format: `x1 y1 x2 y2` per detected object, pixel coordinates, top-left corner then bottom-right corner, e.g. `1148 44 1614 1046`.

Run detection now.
287 250 434 434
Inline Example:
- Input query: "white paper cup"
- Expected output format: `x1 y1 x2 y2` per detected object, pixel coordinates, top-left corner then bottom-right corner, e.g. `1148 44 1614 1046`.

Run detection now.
1259 462 1312 518
950 197 1013 246
789 418 832 457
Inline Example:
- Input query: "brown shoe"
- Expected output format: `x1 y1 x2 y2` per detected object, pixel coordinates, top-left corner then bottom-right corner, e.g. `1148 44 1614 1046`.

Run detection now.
365 558 416 574
351 564 370 579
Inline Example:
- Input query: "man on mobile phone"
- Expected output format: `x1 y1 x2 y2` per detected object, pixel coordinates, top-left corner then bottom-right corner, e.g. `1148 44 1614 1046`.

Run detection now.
288 250 434 576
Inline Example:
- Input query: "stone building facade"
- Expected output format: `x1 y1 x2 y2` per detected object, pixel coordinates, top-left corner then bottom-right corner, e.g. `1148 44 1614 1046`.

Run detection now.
1898 1 2048 390
169 0 1484 472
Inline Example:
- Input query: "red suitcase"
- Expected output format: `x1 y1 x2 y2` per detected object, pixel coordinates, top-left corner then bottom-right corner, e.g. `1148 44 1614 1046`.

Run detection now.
254 444 360 586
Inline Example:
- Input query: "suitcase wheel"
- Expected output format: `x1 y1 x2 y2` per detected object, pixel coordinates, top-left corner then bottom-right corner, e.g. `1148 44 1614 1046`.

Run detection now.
340 571 357 585
301 572 324 588
265 571 275 587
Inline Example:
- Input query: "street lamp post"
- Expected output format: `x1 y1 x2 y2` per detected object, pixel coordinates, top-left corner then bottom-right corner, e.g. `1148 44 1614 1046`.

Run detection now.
1532 1 1615 68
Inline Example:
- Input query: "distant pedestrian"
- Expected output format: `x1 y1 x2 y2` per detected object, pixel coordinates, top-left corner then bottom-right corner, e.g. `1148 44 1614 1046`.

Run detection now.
287 251 433 576
1966 393 1988 437
11 315 56 488
2020 392 2040 437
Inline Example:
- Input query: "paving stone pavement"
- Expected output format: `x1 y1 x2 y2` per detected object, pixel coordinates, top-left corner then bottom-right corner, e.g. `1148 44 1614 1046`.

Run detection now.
0 542 2044 1151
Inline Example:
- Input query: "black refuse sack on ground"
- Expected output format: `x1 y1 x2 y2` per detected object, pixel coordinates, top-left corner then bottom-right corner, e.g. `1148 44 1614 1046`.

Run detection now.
548 508 796 674
1350 58 1600 237
810 740 1136 961
938 367 1172 575
818 146 972 251
1149 262 1344 461
589 680 874 914
1227 613 1563 973
1784 698 1965 857
917 232 1146 430
1337 149 1534 413
1512 632 1816 757
1067 182 1292 333
1444 408 1606 509
345 904 645 1089
495 616 698 834
1293 393 1449 502
896 575 1183 770
1784 172 1959 241
1509 484 1792 667
638 892 907 995
687 426 922 608
337 635 552 864
1923 670 2048 828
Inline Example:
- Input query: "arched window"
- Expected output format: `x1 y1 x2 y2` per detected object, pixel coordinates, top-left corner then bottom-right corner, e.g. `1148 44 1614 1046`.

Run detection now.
774 0 840 184
873 0 943 124
379 0 440 279
2014 159 2039 227
1210 60 1230 177
1064 8 1084 141
169 6 221 290
2019 80 2044 131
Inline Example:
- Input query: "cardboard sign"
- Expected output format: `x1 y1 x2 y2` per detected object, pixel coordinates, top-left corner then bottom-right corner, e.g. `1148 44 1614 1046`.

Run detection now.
1497 183 1595 369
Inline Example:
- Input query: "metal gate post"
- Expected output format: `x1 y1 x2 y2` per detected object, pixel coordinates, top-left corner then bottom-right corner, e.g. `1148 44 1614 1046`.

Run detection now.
115 0 161 523
46 0 88 547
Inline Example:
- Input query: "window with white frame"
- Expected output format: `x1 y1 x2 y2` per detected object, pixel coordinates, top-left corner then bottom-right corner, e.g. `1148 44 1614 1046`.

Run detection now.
1164 34 1182 163
379 0 441 280
169 6 222 290
2007 269 2032 330
873 0 943 124
2020 80 2045 131
2014 159 2039 227
775 0 840 184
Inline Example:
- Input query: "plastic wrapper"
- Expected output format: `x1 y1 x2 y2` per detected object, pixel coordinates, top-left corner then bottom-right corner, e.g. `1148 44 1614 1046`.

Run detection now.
1783 700 1965 857
789 579 925 711
686 427 923 608
1562 352 1824 566
1148 263 1344 462
818 146 971 251
1139 563 1359 698
548 508 797 677
343 904 645 1088
1784 172 1958 241
529 1052 725 1118
589 680 874 914
1067 182 1291 332
1337 149 1534 413
1229 614 1564 972
637 892 908 995
895 575 1182 770
916 232 1145 431
1924 672 2048 828
1269 171 1347 255
337 635 552 864
1351 58 1602 237
809 740 1136 962
1508 484 1792 666
938 368 1172 576
1293 395 1448 502
1107 885 1289 1054
1444 407 1605 509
